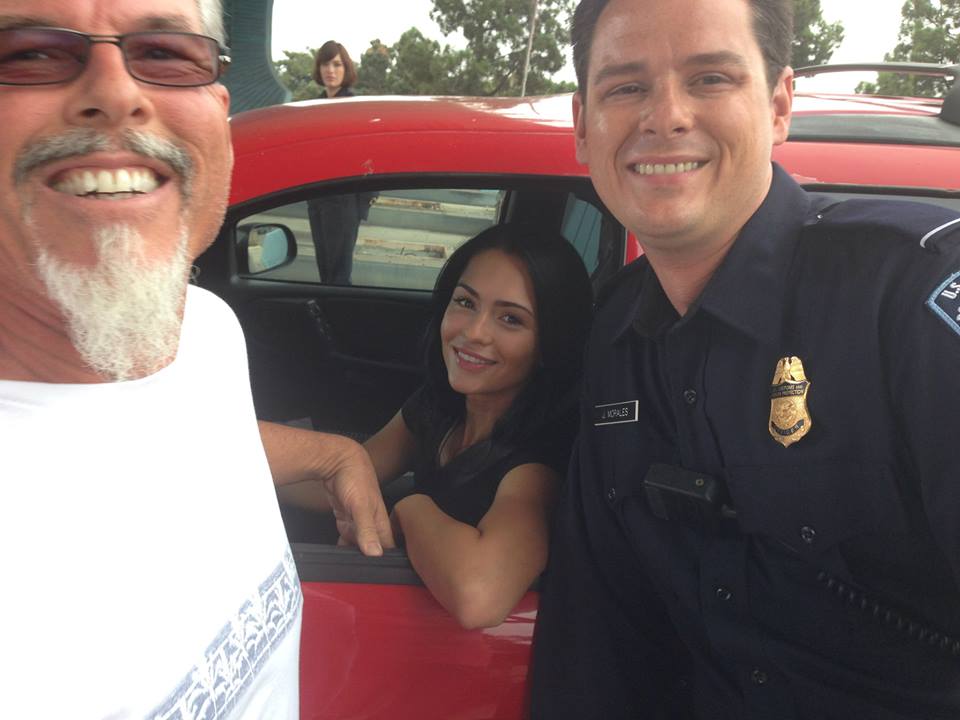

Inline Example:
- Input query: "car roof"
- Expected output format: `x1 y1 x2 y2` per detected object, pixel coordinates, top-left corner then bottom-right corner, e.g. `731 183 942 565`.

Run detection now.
228 95 587 204
789 90 960 145
231 94 577 141
779 88 960 191
228 89 960 205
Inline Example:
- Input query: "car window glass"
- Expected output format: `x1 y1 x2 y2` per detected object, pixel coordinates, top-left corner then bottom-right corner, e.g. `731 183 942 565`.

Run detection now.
237 188 504 289
233 184 617 290
561 193 602 271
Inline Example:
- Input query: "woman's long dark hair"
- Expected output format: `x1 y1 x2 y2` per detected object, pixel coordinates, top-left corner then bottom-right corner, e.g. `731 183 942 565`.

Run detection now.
422 223 593 448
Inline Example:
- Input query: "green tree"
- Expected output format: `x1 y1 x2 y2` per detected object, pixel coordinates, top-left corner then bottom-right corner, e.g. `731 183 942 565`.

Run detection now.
430 0 576 95
856 0 960 97
354 32 466 95
354 40 391 95
274 0 578 99
791 0 844 68
273 49 321 101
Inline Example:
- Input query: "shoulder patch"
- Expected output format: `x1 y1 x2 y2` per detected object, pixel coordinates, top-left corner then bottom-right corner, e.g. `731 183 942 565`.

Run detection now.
805 198 960 251
926 271 960 339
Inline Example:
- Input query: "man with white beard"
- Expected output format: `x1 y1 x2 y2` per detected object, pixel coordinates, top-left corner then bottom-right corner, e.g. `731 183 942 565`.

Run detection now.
0 1 392 717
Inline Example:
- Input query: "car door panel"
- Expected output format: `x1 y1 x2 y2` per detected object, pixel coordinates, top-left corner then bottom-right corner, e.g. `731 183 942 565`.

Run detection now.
294 544 536 720
232 290 430 435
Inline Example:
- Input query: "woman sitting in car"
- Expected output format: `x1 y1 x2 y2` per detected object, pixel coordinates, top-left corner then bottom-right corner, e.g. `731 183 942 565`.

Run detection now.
360 224 593 628
264 224 592 628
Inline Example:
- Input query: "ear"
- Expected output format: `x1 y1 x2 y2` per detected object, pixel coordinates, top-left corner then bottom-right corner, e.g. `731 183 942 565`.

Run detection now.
770 66 793 146
572 92 589 164
207 81 231 114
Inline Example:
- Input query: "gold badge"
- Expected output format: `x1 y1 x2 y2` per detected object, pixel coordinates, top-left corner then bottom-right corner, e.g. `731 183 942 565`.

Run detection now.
769 356 812 447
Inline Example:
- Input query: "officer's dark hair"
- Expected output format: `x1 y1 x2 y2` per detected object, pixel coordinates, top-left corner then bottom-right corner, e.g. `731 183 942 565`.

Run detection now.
313 40 358 89
571 0 793 94
423 223 593 447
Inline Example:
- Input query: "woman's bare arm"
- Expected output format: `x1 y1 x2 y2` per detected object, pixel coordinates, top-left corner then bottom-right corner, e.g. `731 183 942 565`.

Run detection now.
362 409 418 484
391 462 558 629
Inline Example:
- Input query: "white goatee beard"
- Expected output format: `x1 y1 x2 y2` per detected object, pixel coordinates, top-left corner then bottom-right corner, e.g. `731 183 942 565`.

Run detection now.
35 225 192 382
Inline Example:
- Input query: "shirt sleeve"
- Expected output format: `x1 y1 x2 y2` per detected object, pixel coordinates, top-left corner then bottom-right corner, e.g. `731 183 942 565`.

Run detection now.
882 235 960 589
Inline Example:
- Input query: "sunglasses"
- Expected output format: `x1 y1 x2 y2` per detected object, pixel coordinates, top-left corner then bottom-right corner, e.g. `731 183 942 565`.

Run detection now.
0 27 231 87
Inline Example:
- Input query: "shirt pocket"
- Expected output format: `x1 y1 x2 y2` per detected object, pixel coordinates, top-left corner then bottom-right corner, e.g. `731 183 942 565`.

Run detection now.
724 462 908 558
599 425 678 505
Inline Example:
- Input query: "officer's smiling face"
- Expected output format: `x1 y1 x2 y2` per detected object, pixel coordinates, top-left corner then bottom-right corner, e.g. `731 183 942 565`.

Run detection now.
573 0 793 258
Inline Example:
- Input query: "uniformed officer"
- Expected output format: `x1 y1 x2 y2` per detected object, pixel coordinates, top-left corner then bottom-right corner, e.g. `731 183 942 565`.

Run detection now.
530 0 960 718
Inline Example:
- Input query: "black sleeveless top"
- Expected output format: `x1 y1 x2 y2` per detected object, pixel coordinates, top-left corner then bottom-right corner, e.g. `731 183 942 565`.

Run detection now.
401 387 571 527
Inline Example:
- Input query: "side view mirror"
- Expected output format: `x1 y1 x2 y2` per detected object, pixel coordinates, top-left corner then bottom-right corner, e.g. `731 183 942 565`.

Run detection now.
237 223 297 274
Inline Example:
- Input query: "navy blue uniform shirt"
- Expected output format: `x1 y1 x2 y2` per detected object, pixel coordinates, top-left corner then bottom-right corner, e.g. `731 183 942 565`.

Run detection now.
531 165 960 720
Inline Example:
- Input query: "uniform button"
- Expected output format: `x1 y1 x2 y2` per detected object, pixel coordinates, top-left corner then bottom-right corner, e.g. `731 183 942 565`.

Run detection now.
800 525 817 544
715 586 732 601
750 669 768 685
607 487 617 502
683 389 698 405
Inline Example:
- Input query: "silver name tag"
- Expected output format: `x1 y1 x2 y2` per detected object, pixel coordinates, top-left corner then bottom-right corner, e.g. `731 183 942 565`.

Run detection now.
593 400 638 426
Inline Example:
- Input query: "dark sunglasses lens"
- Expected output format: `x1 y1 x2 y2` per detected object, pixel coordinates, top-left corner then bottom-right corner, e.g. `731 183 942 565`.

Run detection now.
0 29 86 85
123 33 218 86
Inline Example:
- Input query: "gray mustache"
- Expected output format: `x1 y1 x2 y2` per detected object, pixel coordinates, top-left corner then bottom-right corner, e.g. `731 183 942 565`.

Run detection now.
14 129 193 189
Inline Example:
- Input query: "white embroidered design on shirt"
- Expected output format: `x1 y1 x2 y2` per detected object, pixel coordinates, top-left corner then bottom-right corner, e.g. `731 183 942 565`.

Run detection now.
150 549 301 720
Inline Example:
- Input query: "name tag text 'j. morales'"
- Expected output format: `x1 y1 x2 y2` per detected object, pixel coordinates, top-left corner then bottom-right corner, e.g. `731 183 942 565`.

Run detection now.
593 400 639 426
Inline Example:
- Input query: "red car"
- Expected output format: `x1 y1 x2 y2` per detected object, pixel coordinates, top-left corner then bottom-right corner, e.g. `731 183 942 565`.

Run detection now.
196 65 960 719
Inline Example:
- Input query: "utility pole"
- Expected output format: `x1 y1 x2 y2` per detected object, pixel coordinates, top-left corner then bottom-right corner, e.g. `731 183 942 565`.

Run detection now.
520 0 540 96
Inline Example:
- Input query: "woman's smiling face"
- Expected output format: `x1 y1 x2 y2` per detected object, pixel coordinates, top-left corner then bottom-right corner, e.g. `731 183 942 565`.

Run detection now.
440 248 539 406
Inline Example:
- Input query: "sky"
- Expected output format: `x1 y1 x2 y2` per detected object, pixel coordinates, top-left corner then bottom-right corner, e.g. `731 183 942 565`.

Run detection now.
271 0 909 92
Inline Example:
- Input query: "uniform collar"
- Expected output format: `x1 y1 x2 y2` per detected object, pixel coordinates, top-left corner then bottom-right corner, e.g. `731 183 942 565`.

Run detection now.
613 164 811 343
698 164 811 343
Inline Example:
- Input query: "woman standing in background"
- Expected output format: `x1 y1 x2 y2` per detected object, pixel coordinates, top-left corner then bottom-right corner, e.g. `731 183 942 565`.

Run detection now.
308 40 370 283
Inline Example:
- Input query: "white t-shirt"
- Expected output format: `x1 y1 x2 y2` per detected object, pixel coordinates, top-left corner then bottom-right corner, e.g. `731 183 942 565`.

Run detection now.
0 286 301 720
